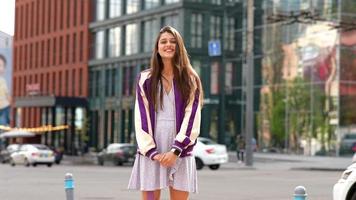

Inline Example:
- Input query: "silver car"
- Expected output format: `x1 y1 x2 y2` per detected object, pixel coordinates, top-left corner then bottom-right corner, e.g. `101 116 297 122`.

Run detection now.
10 144 55 167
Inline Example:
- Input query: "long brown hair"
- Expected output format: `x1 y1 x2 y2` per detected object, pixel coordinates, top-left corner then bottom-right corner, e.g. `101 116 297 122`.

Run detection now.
149 26 203 110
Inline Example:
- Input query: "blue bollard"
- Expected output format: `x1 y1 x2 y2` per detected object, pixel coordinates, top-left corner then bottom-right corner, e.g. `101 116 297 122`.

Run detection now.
294 186 307 200
65 173 74 200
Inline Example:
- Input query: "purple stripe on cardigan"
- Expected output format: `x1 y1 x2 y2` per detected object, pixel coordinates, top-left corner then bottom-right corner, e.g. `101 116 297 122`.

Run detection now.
173 136 191 150
173 80 184 134
136 75 149 133
185 89 200 137
143 78 155 135
146 148 158 160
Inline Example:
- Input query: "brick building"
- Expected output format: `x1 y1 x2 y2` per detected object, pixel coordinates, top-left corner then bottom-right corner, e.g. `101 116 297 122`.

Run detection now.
12 0 91 154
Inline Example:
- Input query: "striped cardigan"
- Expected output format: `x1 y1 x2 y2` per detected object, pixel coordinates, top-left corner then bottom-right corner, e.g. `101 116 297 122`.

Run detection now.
135 70 202 160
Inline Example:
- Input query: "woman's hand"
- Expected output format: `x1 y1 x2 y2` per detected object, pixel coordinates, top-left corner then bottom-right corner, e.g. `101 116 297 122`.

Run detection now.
153 153 163 162
159 151 178 167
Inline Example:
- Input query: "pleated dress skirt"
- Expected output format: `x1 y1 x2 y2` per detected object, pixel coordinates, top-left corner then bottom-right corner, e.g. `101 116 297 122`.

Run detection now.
128 88 198 193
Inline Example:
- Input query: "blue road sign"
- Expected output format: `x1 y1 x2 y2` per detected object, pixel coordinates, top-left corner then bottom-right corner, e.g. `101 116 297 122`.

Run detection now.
208 40 221 57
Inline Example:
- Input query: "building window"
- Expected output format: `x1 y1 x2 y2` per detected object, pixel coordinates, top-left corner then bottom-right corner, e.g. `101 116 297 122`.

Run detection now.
79 31 84 62
66 34 70 63
53 38 56 66
111 68 117 96
165 0 180 4
59 71 62 95
95 71 100 97
79 68 83 95
211 0 221 5
109 27 121 57
53 0 57 31
109 0 122 18
72 69 76 96
89 71 93 97
73 0 77 26
29 44 33 69
95 30 105 59
65 70 69 96
105 69 110 97
73 33 77 63
210 15 221 40
59 36 63 65
225 62 233 94
143 19 159 52
126 0 139 15
36 1 40 35
47 39 51 67
190 13 203 48
162 15 179 30
192 60 201 76
96 0 106 21
66 0 70 28
60 0 64 29
211 61 219 95
144 0 159 9
41 41 45 67
42 2 45 34
52 72 56 94
224 17 235 51
122 66 133 96
125 24 138 55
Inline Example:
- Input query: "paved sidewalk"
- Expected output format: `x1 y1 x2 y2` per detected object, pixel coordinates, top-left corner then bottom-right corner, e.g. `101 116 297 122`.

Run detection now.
227 151 352 171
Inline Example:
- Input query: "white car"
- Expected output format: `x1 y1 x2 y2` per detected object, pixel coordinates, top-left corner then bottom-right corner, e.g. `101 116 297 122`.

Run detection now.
333 162 356 200
192 137 228 170
10 144 55 167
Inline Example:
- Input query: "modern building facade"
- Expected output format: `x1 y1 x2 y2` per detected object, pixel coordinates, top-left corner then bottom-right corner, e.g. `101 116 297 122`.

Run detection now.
12 0 91 154
88 0 256 150
259 0 356 155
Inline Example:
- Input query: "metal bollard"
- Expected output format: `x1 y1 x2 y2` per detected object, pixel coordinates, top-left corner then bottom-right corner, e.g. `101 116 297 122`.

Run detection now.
293 186 307 200
65 173 74 200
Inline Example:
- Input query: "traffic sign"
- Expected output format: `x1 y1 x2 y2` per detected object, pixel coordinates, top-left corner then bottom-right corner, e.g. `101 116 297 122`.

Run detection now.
208 40 221 57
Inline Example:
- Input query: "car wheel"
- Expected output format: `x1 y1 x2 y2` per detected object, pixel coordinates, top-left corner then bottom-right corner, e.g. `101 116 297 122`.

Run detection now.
10 158 15 166
32 163 37 167
114 160 123 166
195 157 204 170
209 164 220 170
24 158 30 167
47 163 52 167
350 191 356 200
98 159 104 166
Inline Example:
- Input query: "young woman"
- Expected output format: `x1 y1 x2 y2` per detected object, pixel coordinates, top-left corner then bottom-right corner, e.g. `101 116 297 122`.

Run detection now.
128 26 203 200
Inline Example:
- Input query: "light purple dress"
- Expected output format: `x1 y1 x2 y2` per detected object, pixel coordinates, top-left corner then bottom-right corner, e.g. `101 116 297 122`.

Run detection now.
128 86 198 193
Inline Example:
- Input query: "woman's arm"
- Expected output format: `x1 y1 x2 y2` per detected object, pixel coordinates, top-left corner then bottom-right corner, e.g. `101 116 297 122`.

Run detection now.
172 86 202 155
134 73 158 160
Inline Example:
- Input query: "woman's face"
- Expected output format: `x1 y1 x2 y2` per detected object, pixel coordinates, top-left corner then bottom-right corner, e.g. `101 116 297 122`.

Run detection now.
0 59 5 75
158 32 176 60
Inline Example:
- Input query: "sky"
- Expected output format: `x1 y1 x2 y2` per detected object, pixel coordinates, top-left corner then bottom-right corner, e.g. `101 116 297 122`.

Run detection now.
0 0 15 35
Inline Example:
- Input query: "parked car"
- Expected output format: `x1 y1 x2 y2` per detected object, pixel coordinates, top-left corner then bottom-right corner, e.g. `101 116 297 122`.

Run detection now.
333 162 356 200
0 144 20 163
97 143 136 166
10 144 55 167
341 134 356 154
192 137 228 170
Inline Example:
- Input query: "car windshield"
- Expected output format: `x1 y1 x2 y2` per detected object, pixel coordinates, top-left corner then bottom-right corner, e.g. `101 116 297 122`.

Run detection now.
199 138 217 145
344 134 356 139
33 144 50 150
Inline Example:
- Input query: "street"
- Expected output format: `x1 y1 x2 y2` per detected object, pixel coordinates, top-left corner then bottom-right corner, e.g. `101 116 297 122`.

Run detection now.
0 159 342 200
